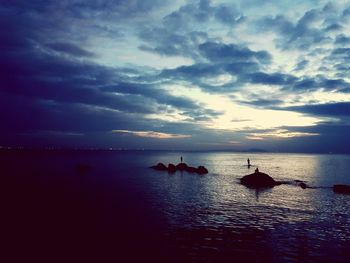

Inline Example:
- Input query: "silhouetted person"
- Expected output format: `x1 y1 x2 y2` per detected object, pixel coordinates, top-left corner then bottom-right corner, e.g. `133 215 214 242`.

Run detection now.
180 156 183 163
255 167 259 173
247 158 250 166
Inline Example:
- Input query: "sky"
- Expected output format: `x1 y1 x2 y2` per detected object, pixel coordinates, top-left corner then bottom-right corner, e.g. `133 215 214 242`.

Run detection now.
1 0 350 152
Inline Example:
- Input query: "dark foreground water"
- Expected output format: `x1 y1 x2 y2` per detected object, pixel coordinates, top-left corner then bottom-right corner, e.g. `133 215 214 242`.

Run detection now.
1 150 350 262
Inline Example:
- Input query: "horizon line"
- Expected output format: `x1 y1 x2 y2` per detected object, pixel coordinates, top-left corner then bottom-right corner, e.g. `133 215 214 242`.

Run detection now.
0 146 348 155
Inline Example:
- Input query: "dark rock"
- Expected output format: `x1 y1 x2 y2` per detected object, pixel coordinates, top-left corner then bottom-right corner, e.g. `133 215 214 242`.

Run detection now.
150 162 209 174
294 180 304 183
240 172 279 188
168 163 176 173
300 182 307 189
176 163 188 171
197 166 208 174
150 162 168 171
333 184 350 195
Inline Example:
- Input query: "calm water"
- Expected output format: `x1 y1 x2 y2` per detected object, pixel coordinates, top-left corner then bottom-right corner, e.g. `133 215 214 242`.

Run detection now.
1 150 350 262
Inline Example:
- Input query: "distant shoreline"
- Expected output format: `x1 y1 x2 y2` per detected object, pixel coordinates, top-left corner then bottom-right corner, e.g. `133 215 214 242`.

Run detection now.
0 147 349 155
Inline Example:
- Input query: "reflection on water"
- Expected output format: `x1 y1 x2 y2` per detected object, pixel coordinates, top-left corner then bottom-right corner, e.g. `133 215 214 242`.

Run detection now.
143 152 350 262
1 150 350 262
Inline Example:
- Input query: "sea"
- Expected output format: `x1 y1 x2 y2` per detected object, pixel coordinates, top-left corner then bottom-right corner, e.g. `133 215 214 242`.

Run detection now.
1 150 350 262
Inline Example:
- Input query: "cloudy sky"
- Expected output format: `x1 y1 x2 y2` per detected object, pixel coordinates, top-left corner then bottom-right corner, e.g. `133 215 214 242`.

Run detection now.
1 0 350 152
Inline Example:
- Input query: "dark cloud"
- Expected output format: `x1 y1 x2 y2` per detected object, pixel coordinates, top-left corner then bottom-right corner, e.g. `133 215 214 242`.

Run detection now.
277 123 350 153
0 36 159 113
156 42 274 93
139 29 207 59
198 41 271 64
44 42 95 58
282 77 350 93
163 0 242 29
257 4 343 50
1 0 170 20
244 72 296 86
224 61 260 74
325 23 342 32
258 14 294 36
329 47 350 67
331 47 350 56
161 63 222 79
291 78 318 91
293 60 309 71
138 0 244 59
158 46 350 96
320 78 350 92
342 6 350 17
101 82 216 115
162 0 212 29
214 4 245 25
324 45 350 78
238 99 284 107
165 63 254 84
335 34 350 45
0 85 226 149
1 43 220 122
0 93 140 133
279 102 350 117
183 108 223 121
333 63 350 79
159 62 237 93
0 93 207 149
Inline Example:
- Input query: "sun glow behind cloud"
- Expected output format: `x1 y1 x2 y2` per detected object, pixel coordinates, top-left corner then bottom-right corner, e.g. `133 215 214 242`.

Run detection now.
162 84 323 131
112 130 191 139
246 129 319 141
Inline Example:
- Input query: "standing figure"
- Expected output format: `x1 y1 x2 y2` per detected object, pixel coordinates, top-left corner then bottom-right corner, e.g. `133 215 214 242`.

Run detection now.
247 158 250 166
180 156 183 163
255 167 259 173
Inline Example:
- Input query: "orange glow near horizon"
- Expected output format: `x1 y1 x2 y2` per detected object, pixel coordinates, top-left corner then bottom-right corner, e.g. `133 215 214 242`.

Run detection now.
112 130 191 139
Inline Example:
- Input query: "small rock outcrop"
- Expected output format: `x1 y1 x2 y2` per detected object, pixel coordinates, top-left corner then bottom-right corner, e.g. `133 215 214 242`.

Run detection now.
300 182 307 189
197 166 208 175
150 162 208 174
168 163 176 173
150 162 168 171
176 163 188 171
333 184 350 195
240 172 279 188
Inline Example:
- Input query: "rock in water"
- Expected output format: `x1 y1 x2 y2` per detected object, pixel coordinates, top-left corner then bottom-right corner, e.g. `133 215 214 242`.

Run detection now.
197 166 208 174
150 162 209 174
168 163 176 173
300 182 307 189
333 184 350 195
150 162 168 171
240 172 279 188
176 163 188 171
